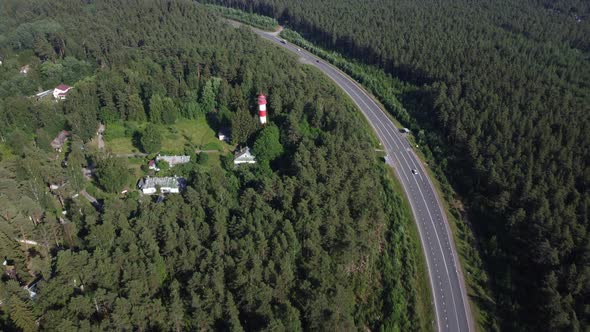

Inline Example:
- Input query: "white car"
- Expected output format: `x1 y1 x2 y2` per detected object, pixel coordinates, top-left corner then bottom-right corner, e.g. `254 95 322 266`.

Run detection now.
297 48 301 51
411 169 418 175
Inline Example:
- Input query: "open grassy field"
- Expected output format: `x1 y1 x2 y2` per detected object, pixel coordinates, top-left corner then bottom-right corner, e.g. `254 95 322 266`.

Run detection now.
103 117 232 155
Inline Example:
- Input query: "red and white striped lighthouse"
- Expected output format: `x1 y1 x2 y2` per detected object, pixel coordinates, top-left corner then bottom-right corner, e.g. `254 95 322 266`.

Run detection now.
258 93 267 125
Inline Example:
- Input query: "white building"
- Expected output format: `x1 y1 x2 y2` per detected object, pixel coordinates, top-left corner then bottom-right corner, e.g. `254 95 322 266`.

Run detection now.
156 155 190 168
35 89 54 101
218 127 230 142
234 147 256 165
53 84 72 100
138 176 185 194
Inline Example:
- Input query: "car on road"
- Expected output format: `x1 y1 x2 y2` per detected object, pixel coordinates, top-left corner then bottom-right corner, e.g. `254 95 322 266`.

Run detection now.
316 60 320 63
411 169 418 175
280 39 287 44
297 48 301 51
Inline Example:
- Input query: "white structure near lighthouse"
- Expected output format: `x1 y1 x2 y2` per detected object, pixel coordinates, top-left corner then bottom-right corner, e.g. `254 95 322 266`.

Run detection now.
258 93 267 125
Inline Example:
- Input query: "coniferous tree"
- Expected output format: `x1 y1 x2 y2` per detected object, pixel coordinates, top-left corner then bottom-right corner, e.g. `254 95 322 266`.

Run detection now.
252 124 283 163
126 94 146 122
140 124 162 154
231 108 258 145
149 94 164 124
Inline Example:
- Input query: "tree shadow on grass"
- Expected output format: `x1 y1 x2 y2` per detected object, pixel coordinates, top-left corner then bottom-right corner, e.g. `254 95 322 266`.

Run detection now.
132 131 143 152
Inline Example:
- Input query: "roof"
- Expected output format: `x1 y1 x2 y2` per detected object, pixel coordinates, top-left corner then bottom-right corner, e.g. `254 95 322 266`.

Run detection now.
148 160 156 166
35 89 54 98
234 147 256 163
156 155 190 167
138 176 186 190
55 84 71 91
50 130 70 149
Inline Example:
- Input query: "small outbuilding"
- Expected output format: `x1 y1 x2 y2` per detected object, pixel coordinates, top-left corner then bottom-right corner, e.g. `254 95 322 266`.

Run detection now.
34 89 54 101
3 258 16 280
218 127 231 142
148 159 159 171
156 155 190 168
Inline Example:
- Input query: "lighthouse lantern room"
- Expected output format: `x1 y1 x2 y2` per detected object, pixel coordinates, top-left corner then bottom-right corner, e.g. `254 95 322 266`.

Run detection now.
258 94 267 125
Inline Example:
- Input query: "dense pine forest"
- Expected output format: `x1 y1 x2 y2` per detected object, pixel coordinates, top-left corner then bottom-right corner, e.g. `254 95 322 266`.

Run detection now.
204 0 590 330
0 0 432 330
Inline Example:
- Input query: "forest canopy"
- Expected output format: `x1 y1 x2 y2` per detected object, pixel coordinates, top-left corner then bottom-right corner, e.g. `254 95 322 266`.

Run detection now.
0 0 428 331
203 0 590 330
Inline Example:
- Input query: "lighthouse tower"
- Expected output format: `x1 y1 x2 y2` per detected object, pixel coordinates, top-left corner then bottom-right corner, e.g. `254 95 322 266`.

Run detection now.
258 94 267 125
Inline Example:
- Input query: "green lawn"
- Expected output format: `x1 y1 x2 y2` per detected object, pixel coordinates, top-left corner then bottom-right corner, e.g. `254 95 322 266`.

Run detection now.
108 137 138 154
103 117 232 155
161 118 230 153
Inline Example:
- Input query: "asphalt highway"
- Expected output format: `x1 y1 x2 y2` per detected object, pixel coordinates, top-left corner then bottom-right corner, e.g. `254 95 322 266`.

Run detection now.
247 25 474 332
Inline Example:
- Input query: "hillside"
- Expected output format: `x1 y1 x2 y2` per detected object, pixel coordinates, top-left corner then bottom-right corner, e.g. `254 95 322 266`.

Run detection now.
204 0 590 330
0 0 427 330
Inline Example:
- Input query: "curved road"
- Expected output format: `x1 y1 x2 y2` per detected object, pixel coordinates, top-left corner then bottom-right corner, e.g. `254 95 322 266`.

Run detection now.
243 24 474 332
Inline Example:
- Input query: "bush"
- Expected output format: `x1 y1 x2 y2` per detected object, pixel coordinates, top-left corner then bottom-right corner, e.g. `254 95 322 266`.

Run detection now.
140 124 162 153
95 157 131 193
124 122 138 137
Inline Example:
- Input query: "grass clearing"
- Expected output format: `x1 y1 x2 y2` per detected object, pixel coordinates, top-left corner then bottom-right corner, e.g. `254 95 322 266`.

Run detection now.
103 117 232 155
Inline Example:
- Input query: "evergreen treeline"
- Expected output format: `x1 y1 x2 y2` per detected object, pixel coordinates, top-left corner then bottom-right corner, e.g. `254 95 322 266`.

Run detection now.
206 4 279 31
204 0 590 330
0 0 426 330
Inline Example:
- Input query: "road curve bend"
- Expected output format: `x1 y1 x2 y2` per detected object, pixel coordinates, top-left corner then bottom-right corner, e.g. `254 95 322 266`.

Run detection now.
244 24 475 332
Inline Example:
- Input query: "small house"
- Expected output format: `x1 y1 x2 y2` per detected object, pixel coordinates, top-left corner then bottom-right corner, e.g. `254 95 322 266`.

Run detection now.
24 277 42 299
138 176 186 195
156 155 190 168
53 84 72 100
3 258 16 280
20 65 30 75
218 127 231 142
49 182 64 191
234 147 256 165
148 159 159 171
50 130 70 152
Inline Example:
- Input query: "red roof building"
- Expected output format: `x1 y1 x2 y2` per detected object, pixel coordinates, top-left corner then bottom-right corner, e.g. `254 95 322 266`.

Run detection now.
53 84 72 100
